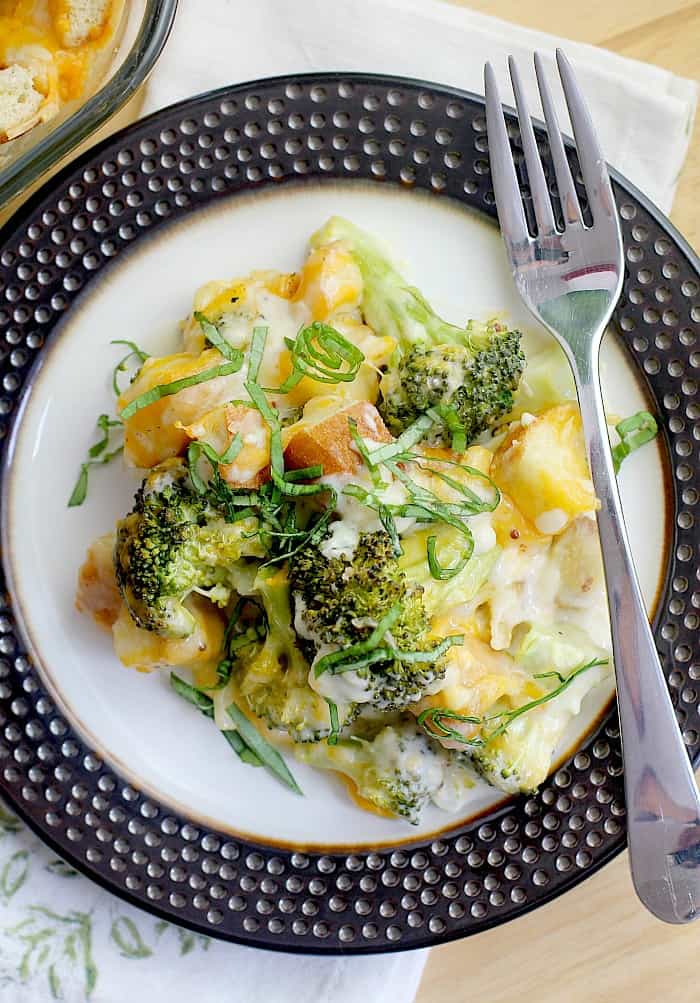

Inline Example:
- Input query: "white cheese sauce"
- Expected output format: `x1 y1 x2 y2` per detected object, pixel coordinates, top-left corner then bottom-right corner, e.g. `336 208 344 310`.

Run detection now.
317 471 416 561
469 511 497 555
480 514 611 653
215 286 311 397
535 508 568 535
309 661 375 705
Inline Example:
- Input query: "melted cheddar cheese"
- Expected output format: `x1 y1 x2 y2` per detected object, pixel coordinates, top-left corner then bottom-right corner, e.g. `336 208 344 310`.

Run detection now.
0 0 124 141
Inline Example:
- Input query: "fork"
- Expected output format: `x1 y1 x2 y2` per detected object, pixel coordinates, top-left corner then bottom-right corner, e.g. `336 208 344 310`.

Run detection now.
484 50 700 924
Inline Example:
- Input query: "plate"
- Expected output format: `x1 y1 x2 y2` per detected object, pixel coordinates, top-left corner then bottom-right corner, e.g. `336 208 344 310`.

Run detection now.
0 73 697 953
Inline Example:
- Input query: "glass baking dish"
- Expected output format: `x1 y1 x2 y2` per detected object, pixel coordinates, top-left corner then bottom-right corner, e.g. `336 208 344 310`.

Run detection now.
0 0 177 208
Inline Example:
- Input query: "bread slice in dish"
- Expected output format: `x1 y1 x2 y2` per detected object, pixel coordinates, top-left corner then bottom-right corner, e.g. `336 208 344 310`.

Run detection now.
0 64 44 141
51 0 113 49
0 0 118 150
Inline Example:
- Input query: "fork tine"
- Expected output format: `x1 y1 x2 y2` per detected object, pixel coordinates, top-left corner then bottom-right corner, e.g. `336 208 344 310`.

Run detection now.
534 51 583 227
484 62 530 248
507 56 556 237
555 48 617 223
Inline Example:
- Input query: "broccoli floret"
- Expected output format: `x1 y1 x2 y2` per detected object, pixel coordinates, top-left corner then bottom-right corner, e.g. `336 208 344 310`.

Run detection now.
310 217 525 446
114 460 262 639
289 530 447 711
380 333 525 445
296 719 447 823
236 567 356 743
471 718 555 795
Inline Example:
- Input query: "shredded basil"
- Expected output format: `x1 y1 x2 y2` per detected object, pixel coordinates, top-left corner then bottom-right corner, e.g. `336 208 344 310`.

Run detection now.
347 418 385 489
326 700 340 746
170 673 263 768
187 434 243 494
367 411 437 465
68 414 123 507
426 534 473 580
247 325 269 383
194 311 243 363
111 340 150 396
120 359 244 420
611 411 658 473
278 321 364 393
227 702 303 794
314 603 463 677
433 403 467 454
418 657 608 747
314 604 403 677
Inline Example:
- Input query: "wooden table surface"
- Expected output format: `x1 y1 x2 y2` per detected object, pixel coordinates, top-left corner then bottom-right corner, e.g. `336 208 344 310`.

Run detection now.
4 2 698 999
416 4 700 1002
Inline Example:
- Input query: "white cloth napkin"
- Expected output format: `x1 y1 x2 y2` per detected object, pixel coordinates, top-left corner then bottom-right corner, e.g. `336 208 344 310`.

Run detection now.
1 4 696 1003
144 0 698 214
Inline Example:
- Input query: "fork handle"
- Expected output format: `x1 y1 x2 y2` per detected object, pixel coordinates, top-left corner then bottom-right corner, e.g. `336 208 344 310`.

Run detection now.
570 347 700 923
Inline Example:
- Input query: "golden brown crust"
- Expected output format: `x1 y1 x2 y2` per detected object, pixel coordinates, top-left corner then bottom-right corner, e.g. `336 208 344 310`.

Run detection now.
75 535 121 630
283 401 393 476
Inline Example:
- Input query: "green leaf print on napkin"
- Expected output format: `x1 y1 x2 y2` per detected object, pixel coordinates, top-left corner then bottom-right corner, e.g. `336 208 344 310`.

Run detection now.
0 804 22 837
154 919 211 956
0 849 30 900
4 906 97 999
46 858 80 878
110 916 153 959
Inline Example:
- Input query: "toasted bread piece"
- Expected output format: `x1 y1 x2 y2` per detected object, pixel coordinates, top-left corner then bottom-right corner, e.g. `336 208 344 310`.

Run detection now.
75 532 121 630
491 403 598 533
182 404 271 489
118 348 246 469
51 0 112 47
112 595 224 675
0 63 45 141
284 401 392 476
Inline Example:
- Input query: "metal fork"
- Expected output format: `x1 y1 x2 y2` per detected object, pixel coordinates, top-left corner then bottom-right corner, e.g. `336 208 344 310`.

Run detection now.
485 50 700 924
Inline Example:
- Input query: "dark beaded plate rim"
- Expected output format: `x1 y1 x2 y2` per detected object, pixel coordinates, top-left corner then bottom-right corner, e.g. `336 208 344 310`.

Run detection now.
0 72 698 955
